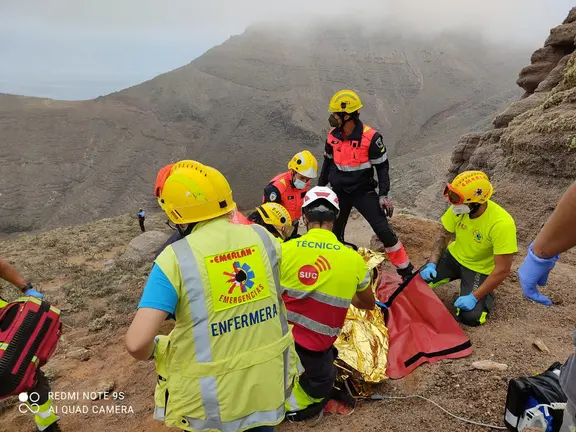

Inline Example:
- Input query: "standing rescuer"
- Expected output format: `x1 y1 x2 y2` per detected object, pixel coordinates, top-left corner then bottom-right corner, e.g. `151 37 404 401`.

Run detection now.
421 171 518 326
318 89 414 278
125 160 298 432
280 186 376 420
263 151 318 239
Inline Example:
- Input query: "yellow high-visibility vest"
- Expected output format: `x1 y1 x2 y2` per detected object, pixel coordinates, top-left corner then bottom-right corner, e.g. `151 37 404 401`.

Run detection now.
154 216 299 432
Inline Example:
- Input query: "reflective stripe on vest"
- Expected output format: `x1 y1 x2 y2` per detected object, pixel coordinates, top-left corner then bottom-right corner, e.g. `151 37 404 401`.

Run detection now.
282 285 351 341
327 125 378 172
154 407 166 421
267 171 305 220
286 311 342 337
170 225 292 431
183 406 285 432
384 241 411 269
334 161 372 171
283 287 351 308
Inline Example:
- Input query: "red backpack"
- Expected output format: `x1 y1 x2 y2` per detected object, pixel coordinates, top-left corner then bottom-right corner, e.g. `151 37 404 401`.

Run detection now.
0 297 62 398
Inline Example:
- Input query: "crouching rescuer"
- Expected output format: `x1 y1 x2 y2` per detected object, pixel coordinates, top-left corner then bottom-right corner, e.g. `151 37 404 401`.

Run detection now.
421 171 518 326
318 89 414 278
263 150 319 239
280 186 376 420
125 160 299 432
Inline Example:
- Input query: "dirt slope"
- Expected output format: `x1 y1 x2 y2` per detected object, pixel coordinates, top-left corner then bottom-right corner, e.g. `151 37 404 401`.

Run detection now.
0 24 525 233
0 212 573 432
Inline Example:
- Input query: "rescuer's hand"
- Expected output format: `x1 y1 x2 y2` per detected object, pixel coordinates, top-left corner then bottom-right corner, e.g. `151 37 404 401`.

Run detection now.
379 196 394 218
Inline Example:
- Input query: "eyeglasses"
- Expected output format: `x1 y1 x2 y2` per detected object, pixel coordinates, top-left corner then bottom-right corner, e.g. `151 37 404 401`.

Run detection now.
443 184 465 205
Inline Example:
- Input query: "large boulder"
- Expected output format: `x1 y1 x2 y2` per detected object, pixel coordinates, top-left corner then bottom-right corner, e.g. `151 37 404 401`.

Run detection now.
517 46 566 94
449 133 482 174
535 54 572 92
563 7 576 24
121 231 170 262
545 22 576 47
492 93 546 128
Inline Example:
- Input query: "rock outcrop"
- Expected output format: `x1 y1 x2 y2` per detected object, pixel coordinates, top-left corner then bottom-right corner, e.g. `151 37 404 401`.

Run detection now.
121 231 170 262
449 7 576 240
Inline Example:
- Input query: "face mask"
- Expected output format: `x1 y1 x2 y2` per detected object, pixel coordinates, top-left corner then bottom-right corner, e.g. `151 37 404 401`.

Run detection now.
328 114 341 128
294 179 307 190
452 204 471 215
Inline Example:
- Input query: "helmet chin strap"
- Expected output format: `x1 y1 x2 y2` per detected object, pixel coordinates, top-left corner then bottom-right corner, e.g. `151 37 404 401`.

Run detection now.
468 203 482 215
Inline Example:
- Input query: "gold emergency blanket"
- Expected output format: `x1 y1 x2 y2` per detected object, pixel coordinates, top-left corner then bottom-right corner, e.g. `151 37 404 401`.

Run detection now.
333 248 389 389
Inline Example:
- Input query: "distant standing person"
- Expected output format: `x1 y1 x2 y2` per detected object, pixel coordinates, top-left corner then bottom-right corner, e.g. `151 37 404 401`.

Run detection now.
138 208 146 232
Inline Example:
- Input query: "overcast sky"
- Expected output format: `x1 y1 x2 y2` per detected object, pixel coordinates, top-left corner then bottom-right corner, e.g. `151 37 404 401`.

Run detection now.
0 0 573 100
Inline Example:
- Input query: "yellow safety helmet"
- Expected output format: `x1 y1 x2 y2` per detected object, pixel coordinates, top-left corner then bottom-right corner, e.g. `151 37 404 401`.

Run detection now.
157 160 236 224
443 170 494 205
328 89 363 114
255 203 294 240
287 150 318 179
256 203 292 227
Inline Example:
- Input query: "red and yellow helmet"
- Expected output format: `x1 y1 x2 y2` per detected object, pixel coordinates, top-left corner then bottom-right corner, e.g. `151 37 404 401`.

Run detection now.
443 171 493 205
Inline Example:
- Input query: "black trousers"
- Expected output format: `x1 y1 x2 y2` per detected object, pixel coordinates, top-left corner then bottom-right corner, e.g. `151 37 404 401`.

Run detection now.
332 189 398 247
431 250 493 326
295 343 338 400
138 217 146 232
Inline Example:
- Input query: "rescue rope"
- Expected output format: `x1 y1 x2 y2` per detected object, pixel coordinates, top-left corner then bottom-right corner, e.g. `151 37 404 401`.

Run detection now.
372 394 507 430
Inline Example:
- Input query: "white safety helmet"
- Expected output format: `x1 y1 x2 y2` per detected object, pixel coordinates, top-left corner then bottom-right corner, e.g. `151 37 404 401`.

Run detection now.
302 186 340 212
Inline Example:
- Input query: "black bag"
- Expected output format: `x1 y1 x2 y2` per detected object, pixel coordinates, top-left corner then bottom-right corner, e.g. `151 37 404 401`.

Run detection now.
503 362 567 431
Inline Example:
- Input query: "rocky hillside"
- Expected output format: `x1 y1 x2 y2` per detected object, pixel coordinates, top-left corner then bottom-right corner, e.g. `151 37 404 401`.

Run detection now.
450 7 576 240
0 211 574 432
0 24 526 233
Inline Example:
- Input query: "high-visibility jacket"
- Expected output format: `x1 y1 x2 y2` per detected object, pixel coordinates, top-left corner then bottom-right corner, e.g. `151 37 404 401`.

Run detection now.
265 171 308 221
153 216 299 432
327 124 379 172
280 228 372 352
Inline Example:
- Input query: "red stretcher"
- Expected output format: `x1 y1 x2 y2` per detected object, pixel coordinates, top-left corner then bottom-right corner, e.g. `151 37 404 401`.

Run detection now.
376 272 473 379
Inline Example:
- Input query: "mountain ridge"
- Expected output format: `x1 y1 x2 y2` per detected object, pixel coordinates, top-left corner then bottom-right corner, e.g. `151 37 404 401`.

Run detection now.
0 25 527 233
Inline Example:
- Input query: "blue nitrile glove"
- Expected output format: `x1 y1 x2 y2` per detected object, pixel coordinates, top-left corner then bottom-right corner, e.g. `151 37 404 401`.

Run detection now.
518 243 560 306
25 288 44 299
419 263 437 282
454 293 478 311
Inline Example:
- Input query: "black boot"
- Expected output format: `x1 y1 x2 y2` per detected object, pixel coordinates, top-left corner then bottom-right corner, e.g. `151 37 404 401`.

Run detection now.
396 263 415 281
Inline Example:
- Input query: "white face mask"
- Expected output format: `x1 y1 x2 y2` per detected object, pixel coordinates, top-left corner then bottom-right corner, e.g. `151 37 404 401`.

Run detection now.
294 179 307 190
452 204 471 215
